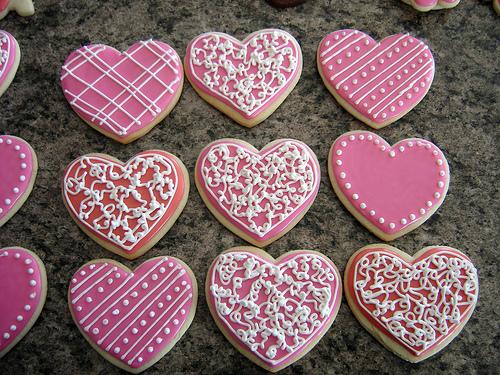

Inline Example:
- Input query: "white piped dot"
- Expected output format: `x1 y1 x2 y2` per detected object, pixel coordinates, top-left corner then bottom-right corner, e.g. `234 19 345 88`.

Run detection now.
369 210 375 216
378 218 385 224
360 203 366 209
401 218 407 225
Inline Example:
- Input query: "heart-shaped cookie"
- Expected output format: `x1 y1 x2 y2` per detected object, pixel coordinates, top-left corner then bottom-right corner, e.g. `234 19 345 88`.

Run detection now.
401 0 460 12
206 247 342 372
345 244 478 362
328 131 449 240
0 135 38 227
0 31 20 97
0 247 47 358
0 0 34 19
60 40 183 143
195 139 320 246
62 151 189 259
68 256 197 373
317 29 435 129
185 29 302 127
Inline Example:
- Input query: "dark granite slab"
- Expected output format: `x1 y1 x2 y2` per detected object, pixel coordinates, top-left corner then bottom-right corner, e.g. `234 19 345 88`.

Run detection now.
0 0 498 374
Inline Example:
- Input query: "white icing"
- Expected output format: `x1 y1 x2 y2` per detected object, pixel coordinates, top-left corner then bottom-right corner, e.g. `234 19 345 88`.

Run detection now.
353 250 478 354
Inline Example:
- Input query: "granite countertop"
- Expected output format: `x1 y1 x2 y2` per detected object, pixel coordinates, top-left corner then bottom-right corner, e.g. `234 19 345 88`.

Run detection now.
0 0 498 374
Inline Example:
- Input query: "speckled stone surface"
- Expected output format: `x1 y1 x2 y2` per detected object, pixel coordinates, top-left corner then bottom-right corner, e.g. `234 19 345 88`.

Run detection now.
0 0 498 374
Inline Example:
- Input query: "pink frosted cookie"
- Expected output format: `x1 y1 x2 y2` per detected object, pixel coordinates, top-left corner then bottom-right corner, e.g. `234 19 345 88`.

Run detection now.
60 40 183 143
206 247 342 372
0 135 38 227
0 0 34 19
345 244 478 362
62 151 189 259
328 131 449 241
68 256 197 373
401 0 460 11
195 139 320 247
0 31 20 98
0 247 47 358
317 29 435 129
185 29 302 127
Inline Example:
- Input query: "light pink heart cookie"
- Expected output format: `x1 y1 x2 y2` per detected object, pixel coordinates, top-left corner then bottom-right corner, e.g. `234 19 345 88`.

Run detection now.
345 244 478 362
401 0 460 12
68 256 197 373
206 247 342 372
0 0 34 19
60 40 183 143
0 135 38 227
317 29 435 129
185 29 302 127
195 139 320 247
328 131 449 240
62 151 189 259
0 31 20 97
0 247 47 358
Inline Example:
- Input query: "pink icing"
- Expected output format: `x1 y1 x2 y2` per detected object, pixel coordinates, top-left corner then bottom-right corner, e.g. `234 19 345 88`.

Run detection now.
318 30 435 126
62 151 188 257
0 247 45 356
207 250 341 370
60 40 183 140
196 139 320 244
0 1 8 12
411 0 459 8
329 131 449 237
0 135 36 227
0 31 18 88
68 257 196 370
185 29 302 120
346 246 478 357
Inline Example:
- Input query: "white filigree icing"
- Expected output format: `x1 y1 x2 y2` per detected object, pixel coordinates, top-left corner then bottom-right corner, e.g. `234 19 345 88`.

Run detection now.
189 30 299 116
353 250 478 355
200 141 318 237
210 252 339 365
63 154 178 251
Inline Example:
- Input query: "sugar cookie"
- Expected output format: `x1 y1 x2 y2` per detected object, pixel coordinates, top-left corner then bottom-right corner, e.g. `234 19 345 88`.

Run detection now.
0 0 34 20
401 0 460 12
0 31 20 98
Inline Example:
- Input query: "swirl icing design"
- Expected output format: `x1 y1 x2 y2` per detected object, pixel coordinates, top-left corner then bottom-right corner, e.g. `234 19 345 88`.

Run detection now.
329 131 449 240
318 29 435 128
0 247 46 358
207 250 341 370
60 40 183 142
0 135 37 227
185 29 302 122
68 257 197 371
196 140 320 246
63 151 188 258
346 246 478 360
401 0 460 11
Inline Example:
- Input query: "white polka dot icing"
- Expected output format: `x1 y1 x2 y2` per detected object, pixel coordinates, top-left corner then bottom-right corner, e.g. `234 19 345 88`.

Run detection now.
68 257 197 371
0 135 37 227
0 247 46 357
328 131 449 241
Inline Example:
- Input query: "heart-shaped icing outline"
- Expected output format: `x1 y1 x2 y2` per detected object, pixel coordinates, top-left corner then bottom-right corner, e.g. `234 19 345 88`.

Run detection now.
61 151 189 259
195 138 321 247
68 256 198 373
344 244 478 362
206 246 342 372
317 30 435 129
328 131 449 241
0 31 21 98
401 0 460 12
60 40 184 144
0 135 38 228
185 29 303 128
0 247 47 359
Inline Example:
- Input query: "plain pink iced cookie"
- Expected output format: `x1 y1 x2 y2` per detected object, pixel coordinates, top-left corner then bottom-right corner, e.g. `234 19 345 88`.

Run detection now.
0 0 34 19
195 139 320 247
401 0 460 12
0 31 20 97
68 256 197 373
60 40 183 143
345 245 478 362
206 247 342 372
62 151 189 260
328 131 449 241
317 29 435 129
185 29 303 127
0 247 47 358
0 135 38 227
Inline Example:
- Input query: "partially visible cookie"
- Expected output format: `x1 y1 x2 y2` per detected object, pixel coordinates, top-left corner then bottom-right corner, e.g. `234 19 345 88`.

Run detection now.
0 247 47 358
0 0 34 20
0 31 20 98
266 0 306 8
401 0 460 11
494 0 500 14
